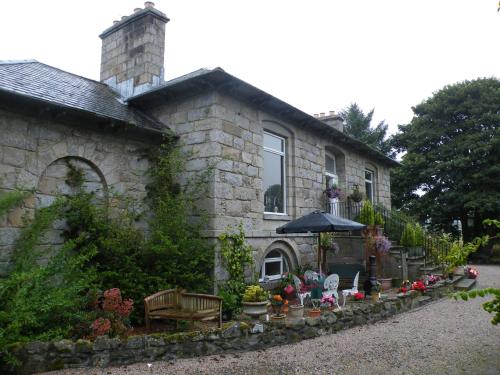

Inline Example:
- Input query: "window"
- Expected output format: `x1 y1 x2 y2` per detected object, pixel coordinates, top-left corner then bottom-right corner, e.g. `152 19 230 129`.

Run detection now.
263 132 286 214
325 154 338 188
365 169 374 202
260 250 289 281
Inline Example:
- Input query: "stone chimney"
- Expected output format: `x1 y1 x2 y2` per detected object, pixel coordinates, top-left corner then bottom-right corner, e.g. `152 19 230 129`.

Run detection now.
317 111 344 132
99 2 169 98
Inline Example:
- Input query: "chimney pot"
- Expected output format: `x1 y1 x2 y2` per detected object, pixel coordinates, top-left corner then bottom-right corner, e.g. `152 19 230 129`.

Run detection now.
320 112 325 117
329 111 335 116
99 2 168 98
314 114 319 117
113 20 119 25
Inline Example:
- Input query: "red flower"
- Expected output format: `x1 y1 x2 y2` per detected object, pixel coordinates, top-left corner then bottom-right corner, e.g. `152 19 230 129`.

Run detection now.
91 318 111 337
411 280 426 292
353 292 364 300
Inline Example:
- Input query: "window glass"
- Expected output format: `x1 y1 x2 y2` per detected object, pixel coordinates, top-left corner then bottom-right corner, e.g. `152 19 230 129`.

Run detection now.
260 250 289 281
365 169 374 202
326 155 336 175
264 133 284 152
263 132 285 214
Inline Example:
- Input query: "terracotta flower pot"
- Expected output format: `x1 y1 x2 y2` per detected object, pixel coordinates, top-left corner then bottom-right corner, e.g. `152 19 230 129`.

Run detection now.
308 309 321 318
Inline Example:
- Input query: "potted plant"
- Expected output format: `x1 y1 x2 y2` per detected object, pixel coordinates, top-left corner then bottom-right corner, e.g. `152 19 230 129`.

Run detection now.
464 265 479 279
324 184 342 216
320 295 335 310
308 298 321 317
371 281 381 302
242 285 269 317
270 294 287 319
349 184 363 203
401 223 416 256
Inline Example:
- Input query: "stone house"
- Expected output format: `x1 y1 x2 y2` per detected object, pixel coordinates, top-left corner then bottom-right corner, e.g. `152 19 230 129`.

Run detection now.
0 3 397 284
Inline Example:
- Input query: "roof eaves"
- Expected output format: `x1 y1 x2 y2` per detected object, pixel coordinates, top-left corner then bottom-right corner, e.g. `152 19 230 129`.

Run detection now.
129 69 398 167
0 86 165 136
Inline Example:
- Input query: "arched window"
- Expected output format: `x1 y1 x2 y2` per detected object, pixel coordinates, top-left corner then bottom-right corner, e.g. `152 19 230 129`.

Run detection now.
365 168 375 202
260 249 289 282
325 154 338 188
263 132 286 214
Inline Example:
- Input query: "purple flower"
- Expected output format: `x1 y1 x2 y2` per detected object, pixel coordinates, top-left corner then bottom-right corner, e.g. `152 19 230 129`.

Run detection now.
324 186 342 199
374 236 391 255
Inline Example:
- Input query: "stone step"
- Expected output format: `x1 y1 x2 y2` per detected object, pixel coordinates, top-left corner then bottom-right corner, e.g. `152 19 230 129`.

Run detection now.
454 277 476 291
415 295 432 306
420 265 440 274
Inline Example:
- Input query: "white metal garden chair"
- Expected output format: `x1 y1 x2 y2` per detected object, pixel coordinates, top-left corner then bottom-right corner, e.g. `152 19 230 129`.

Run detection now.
322 273 340 309
292 275 311 306
304 270 319 282
341 271 360 307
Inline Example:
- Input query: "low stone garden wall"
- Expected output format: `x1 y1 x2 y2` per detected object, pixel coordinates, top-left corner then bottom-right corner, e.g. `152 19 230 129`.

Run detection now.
6 281 454 374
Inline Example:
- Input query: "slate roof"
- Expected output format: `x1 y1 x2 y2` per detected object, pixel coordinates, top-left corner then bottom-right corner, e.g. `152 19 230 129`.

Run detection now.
0 60 164 132
129 68 399 167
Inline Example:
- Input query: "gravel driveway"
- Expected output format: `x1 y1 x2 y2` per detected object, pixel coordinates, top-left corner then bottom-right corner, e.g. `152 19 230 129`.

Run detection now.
46 265 500 375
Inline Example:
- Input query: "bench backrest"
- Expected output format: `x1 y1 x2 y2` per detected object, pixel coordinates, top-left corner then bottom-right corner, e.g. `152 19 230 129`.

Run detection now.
144 288 184 313
180 293 222 313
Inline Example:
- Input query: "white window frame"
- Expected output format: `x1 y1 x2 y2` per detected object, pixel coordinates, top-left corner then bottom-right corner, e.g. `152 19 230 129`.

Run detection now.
365 169 374 202
263 132 286 215
325 154 338 188
259 250 288 282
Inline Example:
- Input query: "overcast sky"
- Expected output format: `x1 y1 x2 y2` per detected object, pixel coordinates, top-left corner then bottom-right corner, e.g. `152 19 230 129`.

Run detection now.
2 0 499 134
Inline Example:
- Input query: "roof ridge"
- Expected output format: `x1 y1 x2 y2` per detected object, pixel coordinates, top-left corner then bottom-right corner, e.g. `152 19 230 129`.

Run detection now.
0 59 38 65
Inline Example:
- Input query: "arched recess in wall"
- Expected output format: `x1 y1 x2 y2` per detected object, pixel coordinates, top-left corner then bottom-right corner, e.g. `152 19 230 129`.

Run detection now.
325 145 346 191
257 240 299 282
35 156 108 248
36 156 108 208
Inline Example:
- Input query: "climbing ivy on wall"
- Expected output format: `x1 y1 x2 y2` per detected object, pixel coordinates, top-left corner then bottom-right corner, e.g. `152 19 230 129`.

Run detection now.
217 223 254 316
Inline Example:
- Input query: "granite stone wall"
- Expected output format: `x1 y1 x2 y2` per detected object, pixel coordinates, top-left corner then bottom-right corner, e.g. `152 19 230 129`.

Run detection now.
148 91 393 283
6 281 454 374
0 109 152 275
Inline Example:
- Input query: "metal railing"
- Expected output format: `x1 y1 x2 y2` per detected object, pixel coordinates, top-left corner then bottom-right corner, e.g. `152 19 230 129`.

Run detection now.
326 200 450 267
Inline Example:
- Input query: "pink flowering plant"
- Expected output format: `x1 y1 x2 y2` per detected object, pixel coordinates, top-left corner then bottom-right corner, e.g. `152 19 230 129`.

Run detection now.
320 295 335 308
88 288 134 339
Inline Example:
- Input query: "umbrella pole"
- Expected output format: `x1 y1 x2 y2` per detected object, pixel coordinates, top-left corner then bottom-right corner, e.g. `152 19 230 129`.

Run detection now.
318 234 321 274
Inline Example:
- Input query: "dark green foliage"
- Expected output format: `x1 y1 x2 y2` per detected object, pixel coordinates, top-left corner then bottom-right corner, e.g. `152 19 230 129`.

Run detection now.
0 190 28 217
59 190 148 324
400 223 416 247
146 140 215 295
0 201 97 366
340 103 392 156
391 78 500 240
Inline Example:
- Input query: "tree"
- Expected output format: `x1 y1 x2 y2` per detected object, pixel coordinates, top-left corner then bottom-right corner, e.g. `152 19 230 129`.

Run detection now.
340 103 391 156
391 78 500 240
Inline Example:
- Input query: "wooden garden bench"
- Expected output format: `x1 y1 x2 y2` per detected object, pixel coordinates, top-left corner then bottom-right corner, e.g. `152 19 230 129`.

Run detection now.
144 288 222 330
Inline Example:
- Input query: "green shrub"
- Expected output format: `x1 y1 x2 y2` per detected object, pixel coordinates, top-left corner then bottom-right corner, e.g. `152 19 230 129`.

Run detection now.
414 224 424 247
359 200 375 225
0 200 97 366
242 285 268 302
400 223 416 247
374 212 385 226
0 190 29 217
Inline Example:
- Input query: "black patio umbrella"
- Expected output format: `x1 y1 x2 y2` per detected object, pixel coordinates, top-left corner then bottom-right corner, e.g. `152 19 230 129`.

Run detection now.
276 210 366 273
276 210 366 234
